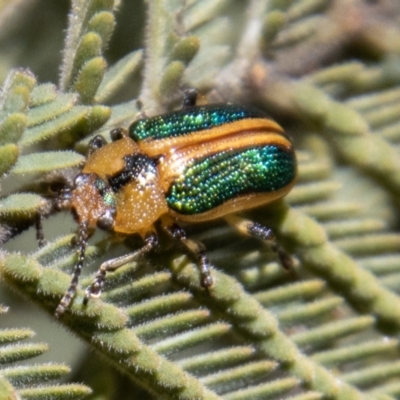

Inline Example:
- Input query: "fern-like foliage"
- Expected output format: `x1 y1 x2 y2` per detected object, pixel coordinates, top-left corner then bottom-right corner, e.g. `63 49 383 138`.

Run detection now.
0 0 400 399
0 305 91 399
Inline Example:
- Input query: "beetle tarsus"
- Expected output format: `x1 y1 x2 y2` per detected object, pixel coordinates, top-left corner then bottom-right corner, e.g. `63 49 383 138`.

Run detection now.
247 221 293 269
55 221 88 317
198 252 213 288
224 216 293 271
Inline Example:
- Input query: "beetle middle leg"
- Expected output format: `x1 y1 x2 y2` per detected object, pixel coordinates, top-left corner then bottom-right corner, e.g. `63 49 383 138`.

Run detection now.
84 232 158 303
162 218 213 289
224 214 293 270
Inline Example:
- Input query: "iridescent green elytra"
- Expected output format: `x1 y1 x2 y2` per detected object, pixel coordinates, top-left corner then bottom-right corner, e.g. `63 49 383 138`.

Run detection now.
166 145 295 215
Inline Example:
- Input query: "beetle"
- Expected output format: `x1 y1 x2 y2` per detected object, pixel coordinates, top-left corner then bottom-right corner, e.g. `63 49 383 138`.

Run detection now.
54 90 297 317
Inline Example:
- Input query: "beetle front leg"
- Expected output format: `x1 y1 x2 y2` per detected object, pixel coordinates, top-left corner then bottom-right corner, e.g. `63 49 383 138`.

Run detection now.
163 221 213 289
87 135 107 157
224 214 293 270
55 222 90 318
84 232 158 303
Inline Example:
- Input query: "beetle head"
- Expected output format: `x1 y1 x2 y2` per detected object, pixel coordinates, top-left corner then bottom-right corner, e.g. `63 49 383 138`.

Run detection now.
67 173 116 231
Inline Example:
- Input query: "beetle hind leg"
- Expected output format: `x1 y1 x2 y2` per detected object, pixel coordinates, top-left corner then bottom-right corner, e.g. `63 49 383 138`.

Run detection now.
224 214 293 270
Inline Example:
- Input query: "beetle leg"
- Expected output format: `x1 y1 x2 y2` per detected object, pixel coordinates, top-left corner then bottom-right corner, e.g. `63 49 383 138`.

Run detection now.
163 221 213 289
83 232 158 303
35 212 46 248
55 221 89 318
136 99 148 119
224 214 293 270
110 127 129 142
87 135 107 156
182 88 198 108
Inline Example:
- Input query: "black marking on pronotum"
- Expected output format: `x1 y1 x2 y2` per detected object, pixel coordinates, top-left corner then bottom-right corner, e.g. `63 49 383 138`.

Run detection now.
108 154 156 192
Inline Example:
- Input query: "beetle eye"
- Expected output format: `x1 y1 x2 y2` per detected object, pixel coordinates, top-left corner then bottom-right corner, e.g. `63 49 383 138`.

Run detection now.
96 209 115 231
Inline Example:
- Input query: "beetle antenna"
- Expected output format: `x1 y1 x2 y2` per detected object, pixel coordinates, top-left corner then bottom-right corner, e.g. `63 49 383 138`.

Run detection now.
55 221 88 318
